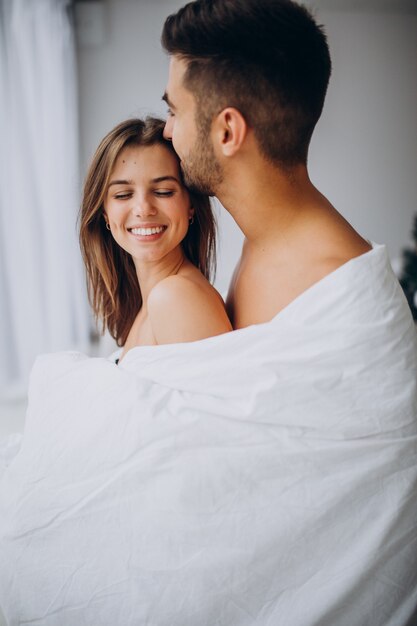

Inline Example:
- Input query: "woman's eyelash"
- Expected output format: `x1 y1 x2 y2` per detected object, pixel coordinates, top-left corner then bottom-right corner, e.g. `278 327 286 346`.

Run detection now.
154 190 175 197
113 190 175 199
114 192 132 200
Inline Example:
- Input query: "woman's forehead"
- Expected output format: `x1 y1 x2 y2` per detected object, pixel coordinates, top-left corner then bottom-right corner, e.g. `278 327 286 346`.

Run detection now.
113 143 179 175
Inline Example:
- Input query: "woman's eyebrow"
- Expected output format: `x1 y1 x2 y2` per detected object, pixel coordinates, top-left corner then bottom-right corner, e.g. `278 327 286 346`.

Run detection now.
152 176 180 184
108 176 180 187
108 179 134 188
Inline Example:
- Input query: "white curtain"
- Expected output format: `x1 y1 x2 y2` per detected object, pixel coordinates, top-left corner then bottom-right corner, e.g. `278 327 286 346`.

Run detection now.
0 0 90 397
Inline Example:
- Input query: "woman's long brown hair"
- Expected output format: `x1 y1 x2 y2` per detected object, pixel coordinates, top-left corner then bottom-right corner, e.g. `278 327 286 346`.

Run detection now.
79 117 216 346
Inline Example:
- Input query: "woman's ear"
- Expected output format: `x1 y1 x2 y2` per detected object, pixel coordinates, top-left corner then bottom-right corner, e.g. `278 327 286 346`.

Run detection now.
212 107 248 157
188 207 195 224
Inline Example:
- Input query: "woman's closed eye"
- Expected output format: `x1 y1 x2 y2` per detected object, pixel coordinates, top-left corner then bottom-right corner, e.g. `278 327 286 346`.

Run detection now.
114 191 133 200
154 190 175 197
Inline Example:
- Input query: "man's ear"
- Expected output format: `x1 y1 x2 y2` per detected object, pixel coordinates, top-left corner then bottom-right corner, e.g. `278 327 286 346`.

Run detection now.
212 107 248 157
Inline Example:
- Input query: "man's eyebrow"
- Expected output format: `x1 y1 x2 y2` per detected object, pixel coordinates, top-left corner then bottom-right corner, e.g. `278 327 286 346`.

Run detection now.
162 92 175 109
108 179 134 188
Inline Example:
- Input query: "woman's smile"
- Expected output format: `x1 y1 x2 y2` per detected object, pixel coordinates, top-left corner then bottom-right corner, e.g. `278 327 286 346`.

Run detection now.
128 224 168 241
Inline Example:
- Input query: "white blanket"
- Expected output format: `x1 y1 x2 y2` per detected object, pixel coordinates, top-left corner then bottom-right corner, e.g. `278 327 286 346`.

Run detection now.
1 244 416 626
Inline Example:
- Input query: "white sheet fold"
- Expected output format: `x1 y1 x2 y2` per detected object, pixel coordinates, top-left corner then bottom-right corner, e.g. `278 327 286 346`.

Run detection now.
0 244 416 625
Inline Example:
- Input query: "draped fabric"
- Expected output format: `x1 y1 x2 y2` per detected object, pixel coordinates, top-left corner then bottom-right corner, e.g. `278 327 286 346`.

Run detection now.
0 0 90 397
1 244 416 625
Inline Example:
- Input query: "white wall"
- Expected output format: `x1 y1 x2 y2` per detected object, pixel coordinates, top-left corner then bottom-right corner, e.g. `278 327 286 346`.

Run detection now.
309 10 417 262
77 0 417 293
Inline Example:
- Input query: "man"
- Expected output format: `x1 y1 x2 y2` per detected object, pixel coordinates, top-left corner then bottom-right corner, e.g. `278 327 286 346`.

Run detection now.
162 0 371 328
159 1 417 624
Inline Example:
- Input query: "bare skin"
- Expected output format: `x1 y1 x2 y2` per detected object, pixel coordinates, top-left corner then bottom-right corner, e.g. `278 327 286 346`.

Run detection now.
121 257 231 358
221 160 371 328
164 56 371 329
104 142 231 362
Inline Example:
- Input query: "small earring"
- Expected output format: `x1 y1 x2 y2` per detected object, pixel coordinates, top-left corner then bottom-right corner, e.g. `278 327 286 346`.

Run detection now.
189 215 194 225
106 222 111 230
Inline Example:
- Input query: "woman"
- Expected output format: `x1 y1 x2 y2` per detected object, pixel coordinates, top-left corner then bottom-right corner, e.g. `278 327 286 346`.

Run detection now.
79 117 232 361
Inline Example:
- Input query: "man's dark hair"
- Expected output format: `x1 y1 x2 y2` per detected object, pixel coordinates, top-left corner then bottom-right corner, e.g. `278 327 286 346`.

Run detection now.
162 0 331 167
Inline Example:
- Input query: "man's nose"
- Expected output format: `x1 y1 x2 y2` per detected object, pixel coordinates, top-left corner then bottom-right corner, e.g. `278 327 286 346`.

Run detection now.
163 116 173 140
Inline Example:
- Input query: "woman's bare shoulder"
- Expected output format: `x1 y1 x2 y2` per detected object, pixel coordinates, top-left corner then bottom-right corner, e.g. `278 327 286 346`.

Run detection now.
147 273 232 344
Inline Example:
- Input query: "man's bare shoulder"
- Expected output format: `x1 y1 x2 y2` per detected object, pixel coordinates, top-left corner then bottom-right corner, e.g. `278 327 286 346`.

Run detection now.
227 229 371 329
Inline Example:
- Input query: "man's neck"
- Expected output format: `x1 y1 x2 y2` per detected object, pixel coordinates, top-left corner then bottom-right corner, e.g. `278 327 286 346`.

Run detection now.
215 159 322 247
221 155 371 328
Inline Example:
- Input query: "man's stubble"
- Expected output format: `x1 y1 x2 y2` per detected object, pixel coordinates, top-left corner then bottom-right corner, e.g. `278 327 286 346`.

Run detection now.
180 119 224 197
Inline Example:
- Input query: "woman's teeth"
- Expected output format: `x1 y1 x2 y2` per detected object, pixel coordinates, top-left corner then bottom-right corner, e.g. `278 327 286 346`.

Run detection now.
130 226 165 236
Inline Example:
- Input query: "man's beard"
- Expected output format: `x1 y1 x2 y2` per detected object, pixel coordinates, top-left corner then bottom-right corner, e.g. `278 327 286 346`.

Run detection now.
180 128 223 197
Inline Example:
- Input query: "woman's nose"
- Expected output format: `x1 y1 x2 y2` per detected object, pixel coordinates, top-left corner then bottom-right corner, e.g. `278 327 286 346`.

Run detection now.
133 198 157 217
